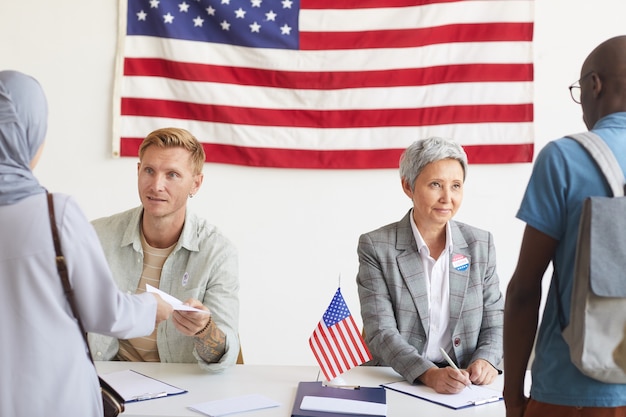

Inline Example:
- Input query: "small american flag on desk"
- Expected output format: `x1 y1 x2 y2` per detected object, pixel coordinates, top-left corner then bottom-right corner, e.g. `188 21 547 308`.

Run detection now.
115 0 534 168
309 288 372 381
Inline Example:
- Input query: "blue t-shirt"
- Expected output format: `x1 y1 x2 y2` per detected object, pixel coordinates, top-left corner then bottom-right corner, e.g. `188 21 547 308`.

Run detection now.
517 112 626 406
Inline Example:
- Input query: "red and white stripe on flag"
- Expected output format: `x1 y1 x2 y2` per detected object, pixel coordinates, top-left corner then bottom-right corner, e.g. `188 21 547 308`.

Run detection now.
114 0 534 168
309 289 372 381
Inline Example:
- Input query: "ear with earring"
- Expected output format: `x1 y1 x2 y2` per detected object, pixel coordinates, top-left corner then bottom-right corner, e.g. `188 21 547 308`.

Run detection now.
188 193 194 198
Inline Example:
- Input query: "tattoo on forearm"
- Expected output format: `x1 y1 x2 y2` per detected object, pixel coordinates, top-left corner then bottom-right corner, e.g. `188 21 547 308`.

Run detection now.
194 323 226 363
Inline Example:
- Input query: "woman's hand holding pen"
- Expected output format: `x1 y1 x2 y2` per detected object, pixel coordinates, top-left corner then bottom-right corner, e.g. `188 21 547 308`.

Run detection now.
418 366 472 394
435 346 473 393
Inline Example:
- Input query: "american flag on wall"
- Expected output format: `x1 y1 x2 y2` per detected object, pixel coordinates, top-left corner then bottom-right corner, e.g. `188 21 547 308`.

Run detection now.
114 0 534 169
309 288 372 381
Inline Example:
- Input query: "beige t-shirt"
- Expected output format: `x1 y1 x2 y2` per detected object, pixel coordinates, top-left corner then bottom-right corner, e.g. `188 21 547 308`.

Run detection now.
117 233 175 362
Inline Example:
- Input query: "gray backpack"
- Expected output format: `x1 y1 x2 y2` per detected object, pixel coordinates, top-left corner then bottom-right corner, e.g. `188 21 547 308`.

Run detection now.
559 131 626 383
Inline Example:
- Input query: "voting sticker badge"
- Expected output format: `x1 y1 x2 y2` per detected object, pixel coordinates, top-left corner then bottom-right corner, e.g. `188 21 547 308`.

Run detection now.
452 254 470 271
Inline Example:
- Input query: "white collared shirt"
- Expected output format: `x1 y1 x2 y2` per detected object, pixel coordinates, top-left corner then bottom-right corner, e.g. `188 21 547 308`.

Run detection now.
408 209 453 363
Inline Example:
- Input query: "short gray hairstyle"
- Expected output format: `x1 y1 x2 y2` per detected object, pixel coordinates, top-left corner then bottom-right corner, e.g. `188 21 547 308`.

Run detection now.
399 137 468 191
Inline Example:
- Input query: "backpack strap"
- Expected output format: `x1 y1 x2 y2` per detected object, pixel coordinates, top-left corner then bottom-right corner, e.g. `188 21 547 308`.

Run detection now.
555 132 626 331
567 131 626 197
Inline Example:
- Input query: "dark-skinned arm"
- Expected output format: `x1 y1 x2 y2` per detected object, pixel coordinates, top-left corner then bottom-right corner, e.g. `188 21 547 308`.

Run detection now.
504 225 557 417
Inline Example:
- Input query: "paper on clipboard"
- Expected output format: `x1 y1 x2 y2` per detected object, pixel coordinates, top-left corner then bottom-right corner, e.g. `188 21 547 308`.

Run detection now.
99 369 187 402
381 380 502 410
145 284 209 314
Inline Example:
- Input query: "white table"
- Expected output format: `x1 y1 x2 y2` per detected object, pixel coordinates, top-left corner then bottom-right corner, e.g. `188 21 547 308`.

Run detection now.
96 362 509 417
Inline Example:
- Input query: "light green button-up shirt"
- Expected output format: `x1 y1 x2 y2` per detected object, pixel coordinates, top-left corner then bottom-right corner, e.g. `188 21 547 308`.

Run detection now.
88 206 239 373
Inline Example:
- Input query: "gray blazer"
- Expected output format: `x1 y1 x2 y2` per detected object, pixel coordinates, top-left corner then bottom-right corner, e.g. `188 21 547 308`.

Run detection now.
357 210 503 383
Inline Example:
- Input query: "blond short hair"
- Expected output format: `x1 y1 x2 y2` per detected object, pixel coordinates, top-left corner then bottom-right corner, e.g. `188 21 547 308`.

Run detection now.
139 127 205 174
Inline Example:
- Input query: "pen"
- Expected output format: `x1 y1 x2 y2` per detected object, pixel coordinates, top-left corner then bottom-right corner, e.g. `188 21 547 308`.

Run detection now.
322 382 360 390
472 396 501 405
439 347 472 390
132 391 168 401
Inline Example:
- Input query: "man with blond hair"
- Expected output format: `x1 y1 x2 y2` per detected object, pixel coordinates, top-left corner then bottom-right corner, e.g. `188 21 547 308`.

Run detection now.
89 127 239 372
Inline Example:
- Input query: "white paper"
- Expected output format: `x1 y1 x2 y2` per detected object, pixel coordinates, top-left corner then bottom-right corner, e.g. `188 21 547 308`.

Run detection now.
100 369 187 402
146 284 209 314
188 394 280 417
382 380 502 409
300 396 387 416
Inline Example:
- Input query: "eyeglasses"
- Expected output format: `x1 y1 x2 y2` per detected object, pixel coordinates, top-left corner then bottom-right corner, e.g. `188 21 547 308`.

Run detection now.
569 71 594 104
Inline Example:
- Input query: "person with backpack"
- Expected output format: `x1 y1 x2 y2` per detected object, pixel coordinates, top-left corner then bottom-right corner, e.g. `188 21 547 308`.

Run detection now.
503 35 626 417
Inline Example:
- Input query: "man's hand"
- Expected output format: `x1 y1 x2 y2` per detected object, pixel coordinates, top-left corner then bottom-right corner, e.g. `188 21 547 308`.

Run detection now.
173 299 226 363
171 298 212 336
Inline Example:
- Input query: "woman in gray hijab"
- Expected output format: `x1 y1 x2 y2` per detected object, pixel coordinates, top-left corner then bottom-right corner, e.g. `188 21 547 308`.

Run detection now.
0 70 173 416
0 70 47 203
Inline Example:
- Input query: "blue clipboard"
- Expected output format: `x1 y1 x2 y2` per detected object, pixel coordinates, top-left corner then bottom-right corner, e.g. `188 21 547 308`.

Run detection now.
291 381 386 417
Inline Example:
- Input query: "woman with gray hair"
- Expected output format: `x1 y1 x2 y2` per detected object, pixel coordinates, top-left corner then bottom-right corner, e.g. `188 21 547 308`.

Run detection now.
356 137 503 394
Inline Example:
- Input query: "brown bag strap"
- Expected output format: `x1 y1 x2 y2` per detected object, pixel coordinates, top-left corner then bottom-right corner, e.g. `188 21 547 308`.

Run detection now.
46 191 95 364
47 192 126 412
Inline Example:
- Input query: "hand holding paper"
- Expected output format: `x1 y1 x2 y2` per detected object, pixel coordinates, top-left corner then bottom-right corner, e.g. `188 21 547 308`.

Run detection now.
146 284 209 314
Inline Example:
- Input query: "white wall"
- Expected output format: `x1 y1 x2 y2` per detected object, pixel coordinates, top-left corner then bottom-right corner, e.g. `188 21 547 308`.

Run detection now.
1 0 623 366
